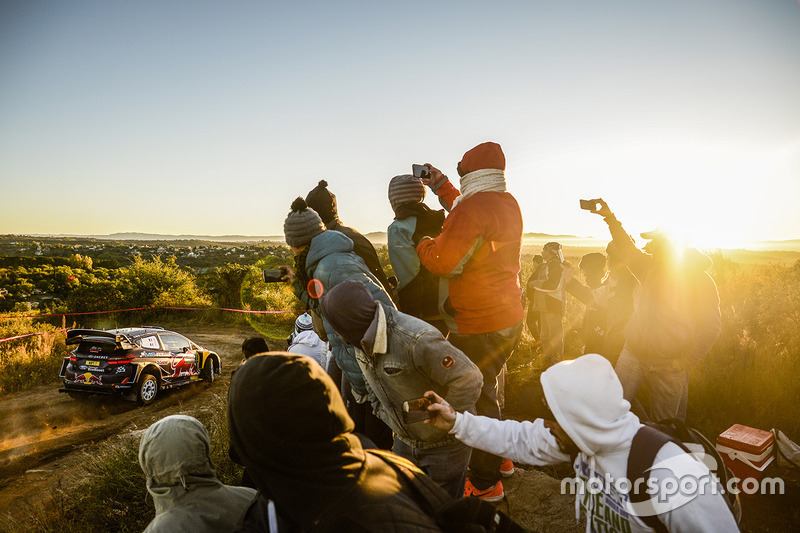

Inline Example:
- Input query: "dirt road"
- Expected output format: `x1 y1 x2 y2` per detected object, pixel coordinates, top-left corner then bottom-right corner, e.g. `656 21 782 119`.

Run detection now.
0 325 276 526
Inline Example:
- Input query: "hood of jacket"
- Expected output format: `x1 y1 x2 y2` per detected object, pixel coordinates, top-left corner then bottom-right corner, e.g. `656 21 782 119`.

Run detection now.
227 353 367 530
540 354 640 458
291 329 322 348
305 230 355 272
138 415 222 514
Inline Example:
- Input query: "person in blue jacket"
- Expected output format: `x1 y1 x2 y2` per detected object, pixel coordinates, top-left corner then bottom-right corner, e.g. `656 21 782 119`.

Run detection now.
282 196 395 448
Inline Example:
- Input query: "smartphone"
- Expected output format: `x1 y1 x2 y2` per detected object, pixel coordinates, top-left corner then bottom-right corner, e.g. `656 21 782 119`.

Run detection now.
579 199 597 211
402 396 433 423
412 164 430 179
262 267 287 283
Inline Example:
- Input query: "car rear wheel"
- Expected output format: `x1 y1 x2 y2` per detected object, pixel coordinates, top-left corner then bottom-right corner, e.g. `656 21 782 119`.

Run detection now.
201 357 215 383
137 373 159 405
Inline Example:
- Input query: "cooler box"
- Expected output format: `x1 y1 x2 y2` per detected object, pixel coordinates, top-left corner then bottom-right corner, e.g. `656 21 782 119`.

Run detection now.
716 424 774 495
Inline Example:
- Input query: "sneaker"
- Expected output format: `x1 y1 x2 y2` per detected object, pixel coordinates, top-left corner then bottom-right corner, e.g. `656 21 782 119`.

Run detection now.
463 478 505 502
499 458 515 477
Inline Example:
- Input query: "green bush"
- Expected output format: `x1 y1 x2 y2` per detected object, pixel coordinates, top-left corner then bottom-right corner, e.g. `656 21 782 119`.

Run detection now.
0 316 66 395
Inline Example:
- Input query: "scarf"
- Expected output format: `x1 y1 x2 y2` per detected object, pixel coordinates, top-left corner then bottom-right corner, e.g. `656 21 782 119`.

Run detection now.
454 168 507 207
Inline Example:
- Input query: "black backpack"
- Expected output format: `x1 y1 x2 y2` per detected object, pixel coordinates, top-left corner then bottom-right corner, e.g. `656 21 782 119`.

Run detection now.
626 418 742 532
369 449 525 533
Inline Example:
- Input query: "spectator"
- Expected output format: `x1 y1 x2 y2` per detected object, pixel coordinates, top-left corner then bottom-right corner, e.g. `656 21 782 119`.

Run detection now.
287 312 329 370
139 415 256 533
306 180 394 295
524 254 545 344
593 241 639 362
528 242 570 368
321 280 482 499
589 199 721 421
242 336 269 361
386 174 449 334
282 197 395 448
227 353 447 532
416 141 523 501
424 354 739 533
565 252 608 356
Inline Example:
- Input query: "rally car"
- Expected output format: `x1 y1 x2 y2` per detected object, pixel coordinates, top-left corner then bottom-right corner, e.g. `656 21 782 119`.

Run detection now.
59 326 220 405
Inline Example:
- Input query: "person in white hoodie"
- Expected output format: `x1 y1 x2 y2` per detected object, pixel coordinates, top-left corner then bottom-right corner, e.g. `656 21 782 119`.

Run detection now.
423 354 739 533
287 312 330 370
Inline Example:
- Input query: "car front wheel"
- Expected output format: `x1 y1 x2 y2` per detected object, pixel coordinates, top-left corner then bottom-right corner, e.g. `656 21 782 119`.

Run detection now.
201 357 215 383
137 373 159 405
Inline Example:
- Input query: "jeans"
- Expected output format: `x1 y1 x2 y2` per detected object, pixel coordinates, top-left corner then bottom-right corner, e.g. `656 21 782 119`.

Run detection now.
392 438 472 500
614 348 689 421
448 321 522 490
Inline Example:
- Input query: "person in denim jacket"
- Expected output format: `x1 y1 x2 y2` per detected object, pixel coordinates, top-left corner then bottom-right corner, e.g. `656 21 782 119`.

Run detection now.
321 280 482 499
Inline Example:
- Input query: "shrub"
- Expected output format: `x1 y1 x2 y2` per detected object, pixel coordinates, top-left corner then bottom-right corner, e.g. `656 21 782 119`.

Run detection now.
0 316 66 395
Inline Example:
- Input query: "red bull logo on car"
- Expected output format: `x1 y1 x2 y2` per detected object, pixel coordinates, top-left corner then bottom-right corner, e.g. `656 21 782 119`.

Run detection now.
73 372 103 385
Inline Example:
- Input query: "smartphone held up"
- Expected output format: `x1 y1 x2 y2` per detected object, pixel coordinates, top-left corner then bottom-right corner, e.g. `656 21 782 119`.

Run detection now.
412 164 430 180
580 199 599 211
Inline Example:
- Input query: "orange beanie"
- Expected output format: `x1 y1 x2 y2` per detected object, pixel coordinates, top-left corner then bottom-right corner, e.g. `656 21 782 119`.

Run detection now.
459 142 506 174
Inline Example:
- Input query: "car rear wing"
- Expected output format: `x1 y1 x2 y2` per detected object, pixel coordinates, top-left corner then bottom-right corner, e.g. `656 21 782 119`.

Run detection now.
66 329 136 349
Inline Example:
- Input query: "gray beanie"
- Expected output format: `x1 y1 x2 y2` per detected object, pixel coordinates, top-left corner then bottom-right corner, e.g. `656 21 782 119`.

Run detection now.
283 197 325 248
388 174 426 212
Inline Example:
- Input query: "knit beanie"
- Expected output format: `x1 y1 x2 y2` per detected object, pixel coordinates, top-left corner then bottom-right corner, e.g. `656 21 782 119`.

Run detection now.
459 142 506 174
305 180 338 224
294 312 314 333
320 280 378 347
388 174 426 212
283 197 325 248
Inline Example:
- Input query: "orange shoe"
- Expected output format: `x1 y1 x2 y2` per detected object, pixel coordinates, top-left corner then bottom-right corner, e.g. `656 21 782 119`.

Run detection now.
500 458 515 477
463 478 505 502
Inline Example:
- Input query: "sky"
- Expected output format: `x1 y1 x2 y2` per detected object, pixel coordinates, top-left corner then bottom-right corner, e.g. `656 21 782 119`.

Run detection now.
1 0 799 247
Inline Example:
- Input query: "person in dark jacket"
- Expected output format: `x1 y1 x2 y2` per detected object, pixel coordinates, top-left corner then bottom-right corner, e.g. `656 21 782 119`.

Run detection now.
306 179 394 296
386 174 448 334
227 353 446 533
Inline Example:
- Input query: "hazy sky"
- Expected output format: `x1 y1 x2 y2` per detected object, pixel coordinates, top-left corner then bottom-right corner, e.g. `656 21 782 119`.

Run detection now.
2 1 799 246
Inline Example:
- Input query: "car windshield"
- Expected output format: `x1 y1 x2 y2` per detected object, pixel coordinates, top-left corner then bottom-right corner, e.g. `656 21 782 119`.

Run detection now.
159 334 192 352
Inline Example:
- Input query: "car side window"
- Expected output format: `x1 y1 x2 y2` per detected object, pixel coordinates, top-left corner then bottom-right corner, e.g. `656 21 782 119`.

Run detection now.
159 334 192 353
137 336 160 350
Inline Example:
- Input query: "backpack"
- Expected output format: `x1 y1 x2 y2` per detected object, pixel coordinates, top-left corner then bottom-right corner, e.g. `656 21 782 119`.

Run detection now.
626 418 742 532
368 449 525 533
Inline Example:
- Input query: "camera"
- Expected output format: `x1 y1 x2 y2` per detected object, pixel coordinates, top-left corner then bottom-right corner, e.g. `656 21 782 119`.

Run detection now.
580 199 598 211
262 267 288 283
412 164 430 180
402 395 434 424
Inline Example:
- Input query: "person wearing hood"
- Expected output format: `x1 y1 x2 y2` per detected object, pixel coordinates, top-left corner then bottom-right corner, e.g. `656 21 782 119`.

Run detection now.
415 142 524 500
281 196 395 448
386 174 449 334
287 312 330 370
586 199 721 421
305 179 395 295
529 241 571 368
139 415 256 533
228 353 446 533
423 354 740 533
320 280 482 499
